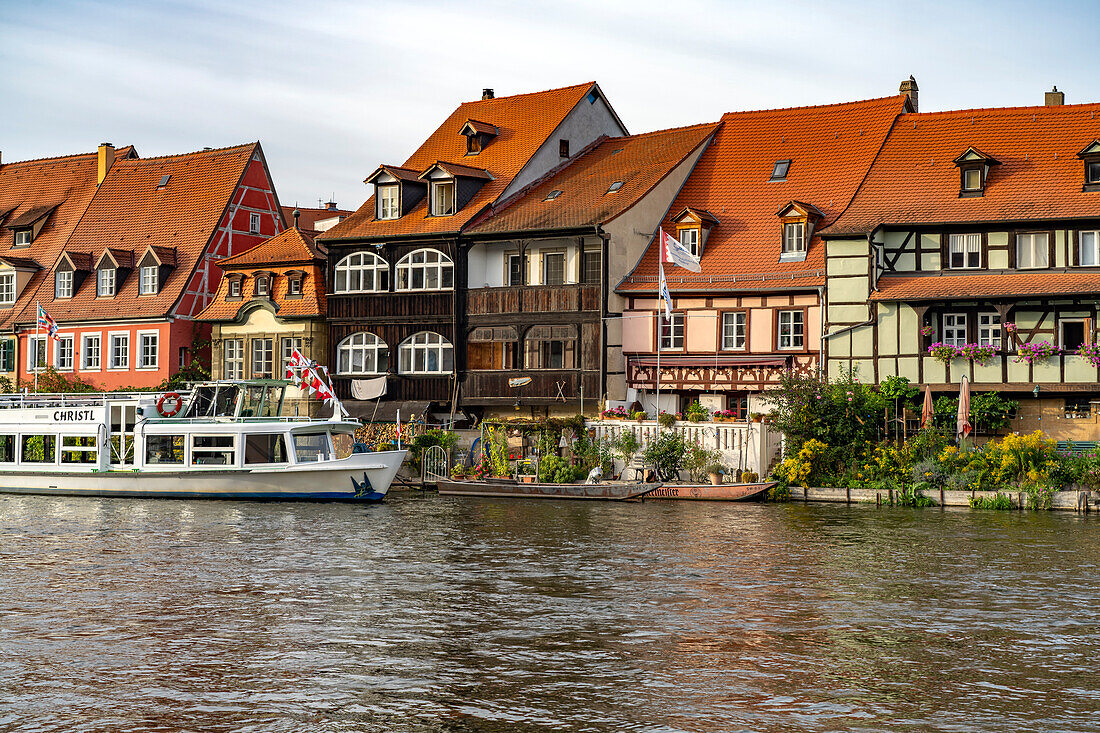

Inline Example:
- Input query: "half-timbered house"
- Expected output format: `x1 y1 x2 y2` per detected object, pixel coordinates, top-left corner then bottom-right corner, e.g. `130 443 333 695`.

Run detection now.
461 122 717 418
317 83 628 421
616 92 911 418
824 88 1100 438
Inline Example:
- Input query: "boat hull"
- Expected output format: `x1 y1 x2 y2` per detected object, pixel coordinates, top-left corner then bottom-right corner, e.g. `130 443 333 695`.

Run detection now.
645 481 775 501
0 450 407 502
437 479 658 501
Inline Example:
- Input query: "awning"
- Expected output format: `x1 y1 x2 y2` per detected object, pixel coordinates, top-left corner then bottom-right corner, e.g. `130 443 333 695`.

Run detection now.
343 399 431 423
629 354 788 368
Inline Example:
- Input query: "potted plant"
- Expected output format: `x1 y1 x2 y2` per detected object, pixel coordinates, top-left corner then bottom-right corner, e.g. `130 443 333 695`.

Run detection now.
516 459 537 483
685 400 708 422
713 408 736 422
707 463 725 486
657 411 677 429
450 464 466 481
600 405 627 420
750 412 763 423
632 410 649 422
928 342 960 364
1014 340 1057 364
741 470 759 483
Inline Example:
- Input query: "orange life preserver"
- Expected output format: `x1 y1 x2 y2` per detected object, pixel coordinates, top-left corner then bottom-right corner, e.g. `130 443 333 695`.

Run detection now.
157 392 183 417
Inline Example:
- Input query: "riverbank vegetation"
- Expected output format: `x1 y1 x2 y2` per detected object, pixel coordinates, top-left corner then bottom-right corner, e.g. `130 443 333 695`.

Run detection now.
768 372 1096 508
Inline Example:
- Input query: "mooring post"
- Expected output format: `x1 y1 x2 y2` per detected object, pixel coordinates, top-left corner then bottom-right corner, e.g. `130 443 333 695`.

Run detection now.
876 492 881 506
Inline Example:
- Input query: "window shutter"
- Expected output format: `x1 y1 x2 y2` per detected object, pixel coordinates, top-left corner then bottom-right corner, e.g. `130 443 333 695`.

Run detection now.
1072 230 1080 267
939 233 947 270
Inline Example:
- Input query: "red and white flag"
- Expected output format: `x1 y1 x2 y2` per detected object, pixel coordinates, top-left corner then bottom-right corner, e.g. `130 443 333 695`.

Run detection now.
659 228 701 273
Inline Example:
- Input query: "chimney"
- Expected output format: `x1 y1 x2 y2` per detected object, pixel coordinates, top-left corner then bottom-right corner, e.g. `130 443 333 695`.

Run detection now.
899 76 918 113
325 200 337 211
482 88 494 100
97 142 115 185
1045 85 1065 106
293 208 301 229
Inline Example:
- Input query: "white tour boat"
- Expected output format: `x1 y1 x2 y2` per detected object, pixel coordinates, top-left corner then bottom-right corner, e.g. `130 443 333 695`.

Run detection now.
0 380 406 502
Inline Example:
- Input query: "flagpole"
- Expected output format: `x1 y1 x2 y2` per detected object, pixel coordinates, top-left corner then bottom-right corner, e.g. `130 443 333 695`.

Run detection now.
34 301 40 393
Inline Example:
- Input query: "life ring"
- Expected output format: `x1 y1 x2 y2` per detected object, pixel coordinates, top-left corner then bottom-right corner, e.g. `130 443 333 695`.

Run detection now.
157 392 183 417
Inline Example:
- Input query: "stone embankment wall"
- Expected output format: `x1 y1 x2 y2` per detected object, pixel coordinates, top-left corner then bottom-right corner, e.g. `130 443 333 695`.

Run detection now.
789 486 1100 512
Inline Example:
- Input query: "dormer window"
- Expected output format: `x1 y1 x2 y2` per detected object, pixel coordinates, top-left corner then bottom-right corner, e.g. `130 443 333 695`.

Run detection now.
459 119 498 157
679 227 700 257
783 222 806 253
0 273 13 305
288 275 302 297
953 147 999 197
140 265 158 295
229 278 242 298
377 185 399 220
671 207 719 260
55 271 73 299
431 180 456 216
255 276 269 297
771 160 791 181
13 230 31 247
1077 141 1100 192
466 135 482 155
97 268 115 297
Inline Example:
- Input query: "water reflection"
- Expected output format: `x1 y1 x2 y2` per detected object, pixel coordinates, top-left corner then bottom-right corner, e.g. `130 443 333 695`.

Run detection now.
0 495 1097 732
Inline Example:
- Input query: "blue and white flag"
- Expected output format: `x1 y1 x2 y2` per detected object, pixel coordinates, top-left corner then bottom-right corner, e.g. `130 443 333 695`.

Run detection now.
658 260 673 320
660 228 701 273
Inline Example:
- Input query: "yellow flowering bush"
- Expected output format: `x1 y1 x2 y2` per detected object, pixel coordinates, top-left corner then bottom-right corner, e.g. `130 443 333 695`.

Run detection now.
777 439 828 487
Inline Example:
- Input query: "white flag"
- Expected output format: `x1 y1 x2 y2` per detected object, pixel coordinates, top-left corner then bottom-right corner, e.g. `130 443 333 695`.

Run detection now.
658 260 673 320
660 228 701 272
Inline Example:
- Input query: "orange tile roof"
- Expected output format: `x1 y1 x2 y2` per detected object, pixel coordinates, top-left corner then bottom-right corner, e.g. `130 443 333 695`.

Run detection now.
831 102 1100 234
617 95 909 293
0 148 117 330
467 123 717 234
319 82 601 241
870 272 1100 301
196 260 326 322
218 227 323 268
24 143 260 325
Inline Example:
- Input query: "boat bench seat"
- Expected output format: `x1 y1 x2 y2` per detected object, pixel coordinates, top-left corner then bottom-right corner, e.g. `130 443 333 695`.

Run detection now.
1057 440 1099 454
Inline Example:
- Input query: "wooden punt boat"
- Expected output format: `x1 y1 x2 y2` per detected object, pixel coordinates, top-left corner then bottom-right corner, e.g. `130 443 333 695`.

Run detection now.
645 481 775 501
436 479 658 501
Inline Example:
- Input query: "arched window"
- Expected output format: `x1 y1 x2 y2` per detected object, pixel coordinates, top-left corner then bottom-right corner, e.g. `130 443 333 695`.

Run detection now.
524 325 577 369
396 248 453 291
337 332 389 375
399 331 454 374
334 252 389 293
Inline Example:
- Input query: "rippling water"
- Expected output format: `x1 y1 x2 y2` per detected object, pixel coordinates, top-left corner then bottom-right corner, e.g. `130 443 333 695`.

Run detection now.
1 493 1098 732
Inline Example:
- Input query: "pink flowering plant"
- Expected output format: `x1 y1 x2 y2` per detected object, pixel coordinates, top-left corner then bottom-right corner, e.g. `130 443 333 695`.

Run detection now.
928 342 961 364
1003 321 1018 334
1076 342 1100 367
959 343 998 365
600 405 627 419
920 325 935 337
1014 340 1057 364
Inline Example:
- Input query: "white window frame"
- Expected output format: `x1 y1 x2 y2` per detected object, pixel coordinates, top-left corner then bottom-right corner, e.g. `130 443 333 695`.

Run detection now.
962 167 983 192
137 331 158 370
1080 230 1100 267
659 313 685 351
506 253 526 286
0 273 14 305
334 252 389 293
26 336 47 371
229 278 242 297
281 337 304 376
395 248 454 292
782 222 806 253
97 268 116 297
140 265 158 295
541 251 566 286
943 314 967 347
223 338 244 380
778 310 805 350
251 337 274 378
108 332 130 370
377 185 399 220
948 233 981 269
249 212 261 234
55 271 73 299
255 276 269 297
398 331 454 375
721 312 747 351
431 180 456 216
81 333 102 371
1016 232 1049 269
55 335 74 371
288 277 302 296
13 230 31 247
978 313 1001 348
679 228 700 257
337 332 389 375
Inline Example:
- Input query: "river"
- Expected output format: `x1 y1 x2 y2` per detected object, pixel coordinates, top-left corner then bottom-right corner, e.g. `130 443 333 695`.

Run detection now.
0 493 1097 732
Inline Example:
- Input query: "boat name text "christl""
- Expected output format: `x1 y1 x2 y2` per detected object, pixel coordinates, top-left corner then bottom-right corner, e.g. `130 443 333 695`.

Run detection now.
53 409 96 422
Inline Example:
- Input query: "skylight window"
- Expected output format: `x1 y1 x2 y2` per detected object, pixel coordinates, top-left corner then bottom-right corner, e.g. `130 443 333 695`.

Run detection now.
606 181 624 194
156 174 171 188
771 160 791 181
544 190 563 201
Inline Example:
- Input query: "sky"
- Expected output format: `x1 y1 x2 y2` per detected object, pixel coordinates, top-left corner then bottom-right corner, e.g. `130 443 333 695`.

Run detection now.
2 0 1099 212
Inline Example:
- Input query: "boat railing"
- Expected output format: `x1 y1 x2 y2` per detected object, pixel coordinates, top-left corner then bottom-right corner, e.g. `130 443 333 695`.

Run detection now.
141 415 321 425
0 391 179 410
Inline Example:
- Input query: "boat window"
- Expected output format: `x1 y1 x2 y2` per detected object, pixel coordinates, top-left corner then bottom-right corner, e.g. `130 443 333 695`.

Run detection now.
146 435 185 464
21 435 56 463
332 432 355 460
293 434 330 463
241 385 279 418
186 387 215 417
244 433 288 464
191 435 236 465
0 435 14 462
213 386 240 417
61 435 98 465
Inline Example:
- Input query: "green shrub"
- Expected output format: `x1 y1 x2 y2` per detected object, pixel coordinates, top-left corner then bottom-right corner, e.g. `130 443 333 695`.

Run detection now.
643 432 687 479
969 492 1016 510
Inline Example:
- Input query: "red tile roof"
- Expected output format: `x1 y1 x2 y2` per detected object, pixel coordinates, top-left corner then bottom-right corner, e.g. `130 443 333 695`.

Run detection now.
24 143 260 324
281 205 352 235
831 102 1100 235
870 272 1100 301
618 95 908 292
319 82 602 241
421 161 492 180
467 123 717 234
217 227 323 268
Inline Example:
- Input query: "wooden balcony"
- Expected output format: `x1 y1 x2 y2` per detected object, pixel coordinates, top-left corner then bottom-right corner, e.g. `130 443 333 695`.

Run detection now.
462 369 600 406
327 291 452 321
467 285 600 316
333 374 454 403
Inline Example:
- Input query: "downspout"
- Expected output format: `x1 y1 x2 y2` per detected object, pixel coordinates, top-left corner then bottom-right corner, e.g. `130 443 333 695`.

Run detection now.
597 226 609 415
817 285 825 377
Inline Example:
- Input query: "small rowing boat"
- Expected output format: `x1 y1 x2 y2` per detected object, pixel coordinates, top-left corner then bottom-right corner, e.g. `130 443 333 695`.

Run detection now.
645 481 775 501
436 479 658 501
